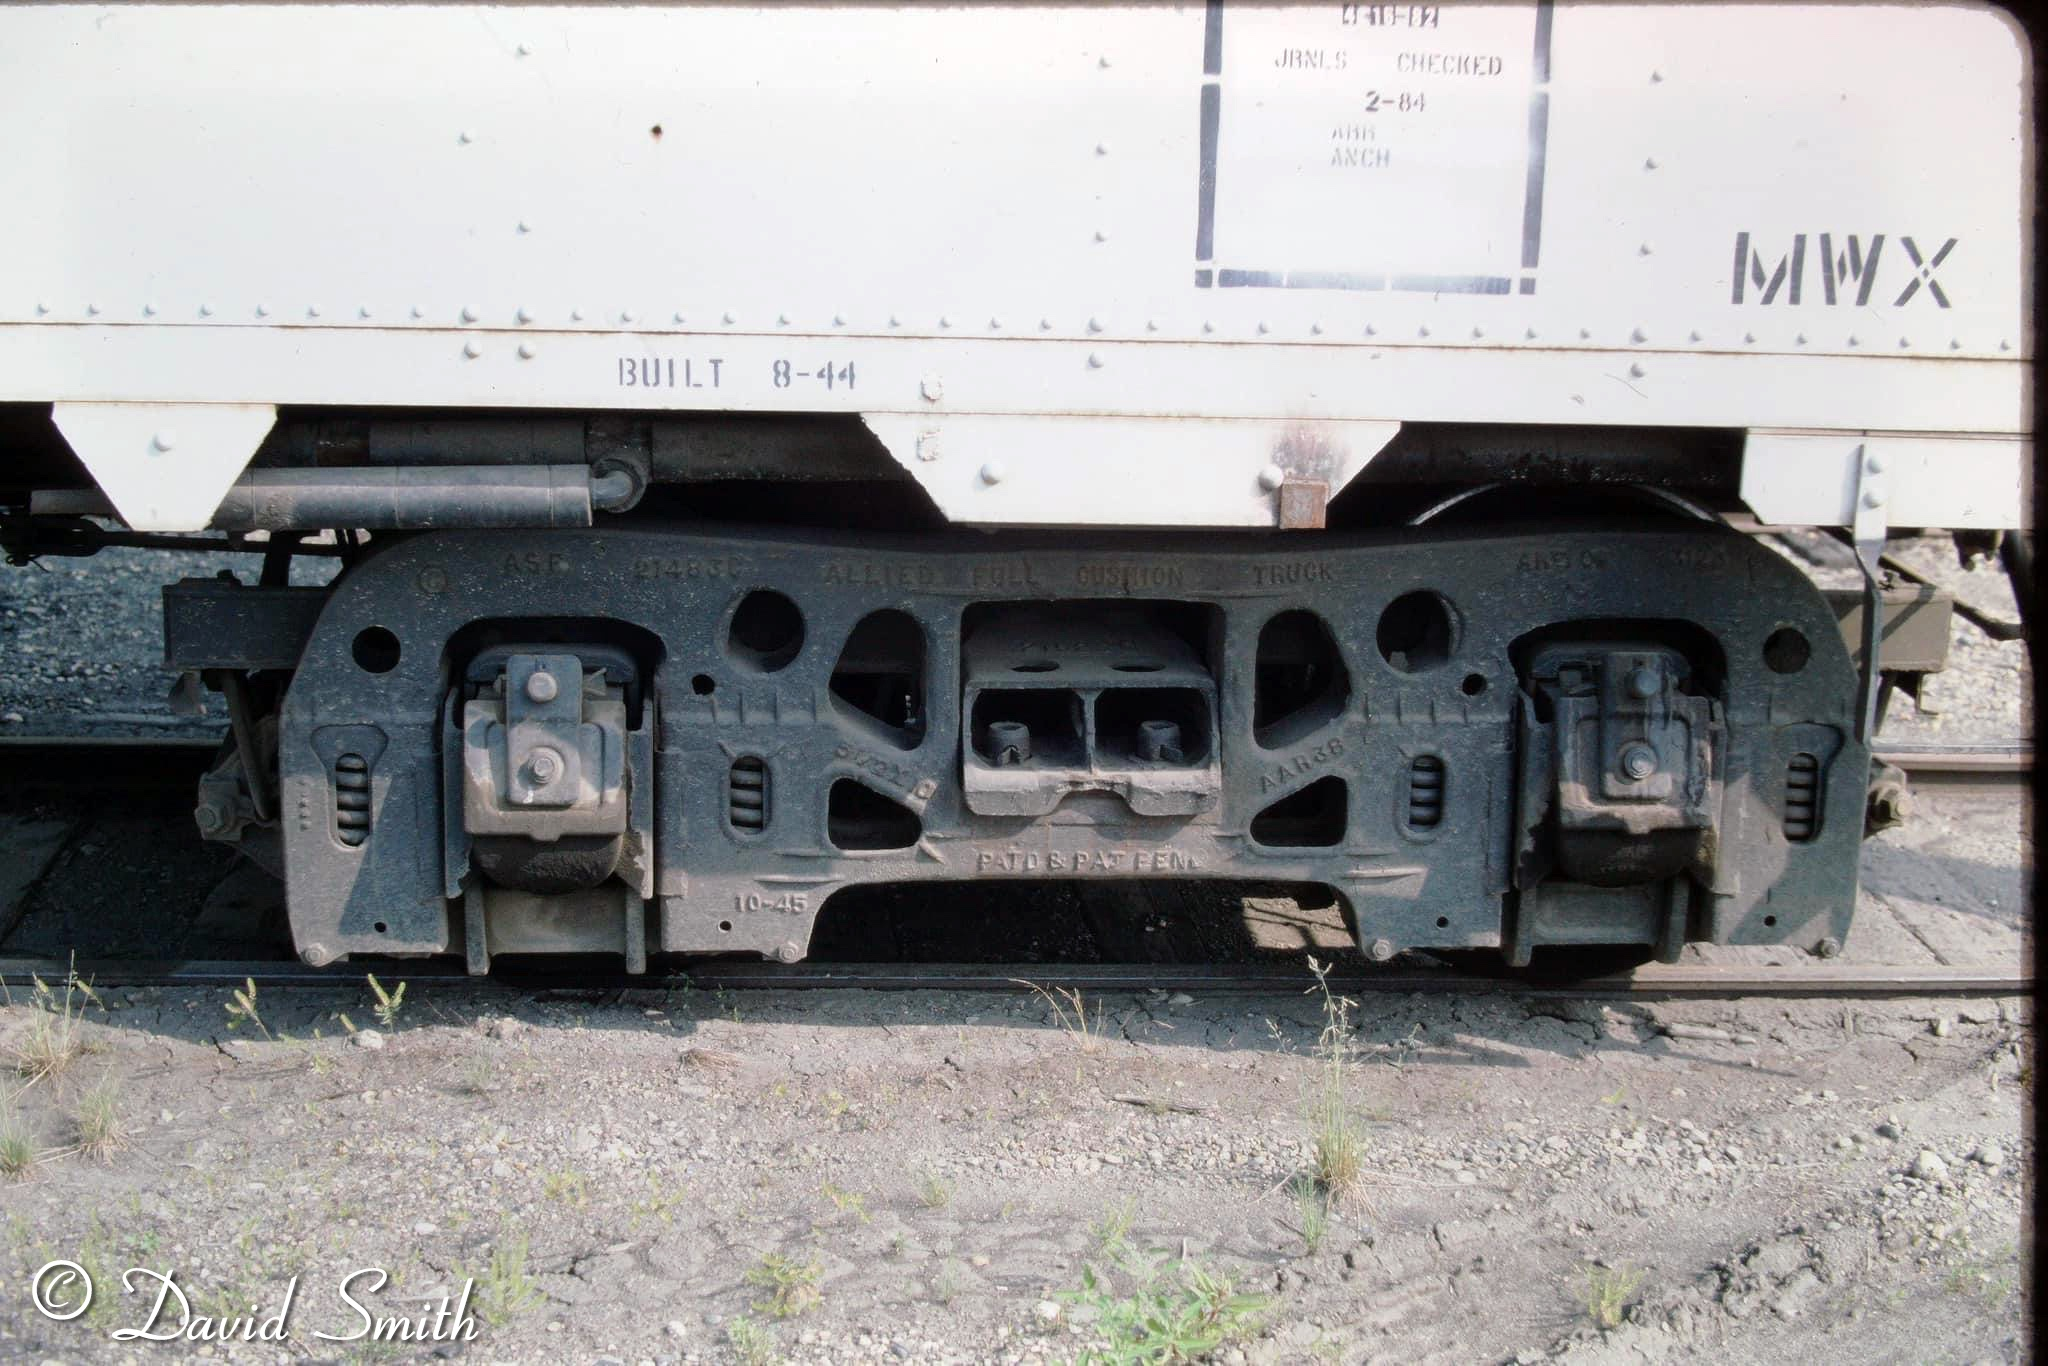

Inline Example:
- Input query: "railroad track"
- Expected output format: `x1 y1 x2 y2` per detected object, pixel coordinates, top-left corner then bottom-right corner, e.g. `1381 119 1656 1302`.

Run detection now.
0 735 2031 797
0 955 2027 999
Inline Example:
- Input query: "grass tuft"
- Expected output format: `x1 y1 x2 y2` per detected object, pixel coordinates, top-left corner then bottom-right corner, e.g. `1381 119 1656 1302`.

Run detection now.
460 1232 543 1328
73 1075 130 1161
1303 956 1366 1201
1016 980 1108 1053
0 1103 38 1179
14 962 101 1083
726 1314 777 1365
744 1252 822 1318
1578 1262 1646 1330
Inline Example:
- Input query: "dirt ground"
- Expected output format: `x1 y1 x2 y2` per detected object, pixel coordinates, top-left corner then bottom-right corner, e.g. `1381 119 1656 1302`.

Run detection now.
0 529 2032 1364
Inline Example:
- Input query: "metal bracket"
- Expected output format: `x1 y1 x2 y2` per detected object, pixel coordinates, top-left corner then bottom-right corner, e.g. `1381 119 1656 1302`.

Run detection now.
1849 443 1888 745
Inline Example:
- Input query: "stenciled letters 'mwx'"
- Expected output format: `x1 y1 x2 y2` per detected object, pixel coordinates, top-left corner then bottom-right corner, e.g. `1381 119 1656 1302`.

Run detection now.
1730 233 1956 307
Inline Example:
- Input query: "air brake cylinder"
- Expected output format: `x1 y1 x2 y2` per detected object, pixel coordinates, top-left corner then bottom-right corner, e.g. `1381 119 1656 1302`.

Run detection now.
1513 644 1725 889
461 650 633 893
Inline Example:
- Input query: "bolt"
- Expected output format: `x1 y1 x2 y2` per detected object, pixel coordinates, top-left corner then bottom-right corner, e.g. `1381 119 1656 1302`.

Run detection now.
775 942 801 964
979 460 1005 486
1627 665 1660 699
1619 743 1659 781
300 942 335 968
194 800 227 834
987 721 1032 766
1136 719 1185 763
1814 936 1843 960
1368 938 1397 963
527 747 563 785
525 670 559 703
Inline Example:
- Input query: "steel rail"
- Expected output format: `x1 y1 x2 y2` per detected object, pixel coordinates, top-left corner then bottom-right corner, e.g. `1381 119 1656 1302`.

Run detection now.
0 955 2026 999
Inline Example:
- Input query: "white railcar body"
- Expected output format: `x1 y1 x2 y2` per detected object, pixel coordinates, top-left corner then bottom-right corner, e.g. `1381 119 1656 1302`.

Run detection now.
0 1 2030 530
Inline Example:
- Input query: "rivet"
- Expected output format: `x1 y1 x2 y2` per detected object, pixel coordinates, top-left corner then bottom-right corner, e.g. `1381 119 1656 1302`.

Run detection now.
1472 326 1483 339
34 301 49 315
516 306 533 324
1087 352 1104 368
833 314 846 326
979 460 1005 485
1898 337 1909 349
1098 54 1111 68
516 41 532 56
1743 332 1756 344
1310 322 1322 335
1094 229 1108 243
673 311 687 324
198 303 213 317
1418 325 1430 338
1095 142 1110 155
570 308 584 321
1146 319 1160 332
517 221 531 234
1087 316 1105 333
1257 464 1286 492
622 309 636 323
409 304 425 319
463 339 482 358
1631 328 1646 343
1639 244 1652 256
460 305 478 323
1628 362 1646 378
1202 321 1215 333
307 305 321 318
1525 327 1537 340
916 431 942 462
1999 339 2010 351
723 311 736 324
1949 339 1962 350
1644 157 1659 170
1579 328 1591 339
775 313 789 325
1866 453 1885 474
517 342 536 359
458 130 474 144
151 431 176 453
1256 321 1269 334
1040 318 1053 331
1364 324 1376 336
357 306 371 319
1795 333 1807 345
1688 330 1701 342
251 304 265 318
1847 335 1859 346
989 316 1002 329
920 374 943 402
142 302 156 316
939 315 952 328
1650 69 1663 82
889 315 901 327
1863 486 1887 509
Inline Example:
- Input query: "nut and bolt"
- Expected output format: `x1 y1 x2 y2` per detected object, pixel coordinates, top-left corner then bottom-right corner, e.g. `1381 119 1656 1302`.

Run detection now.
1367 938 1397 963
1136 719 1185 763
1627 665 1660 699
526 747 564 785
524 669 559 703
1814 936 1843 960
987 721 1032 767
1619 743 1659 781
194 800 227 834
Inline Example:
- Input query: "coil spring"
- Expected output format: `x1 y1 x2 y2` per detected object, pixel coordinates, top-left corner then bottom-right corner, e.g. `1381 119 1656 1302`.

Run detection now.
729 756 768 831
1783 752 1821 842
334 753 371 847
1407 754 1445 830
